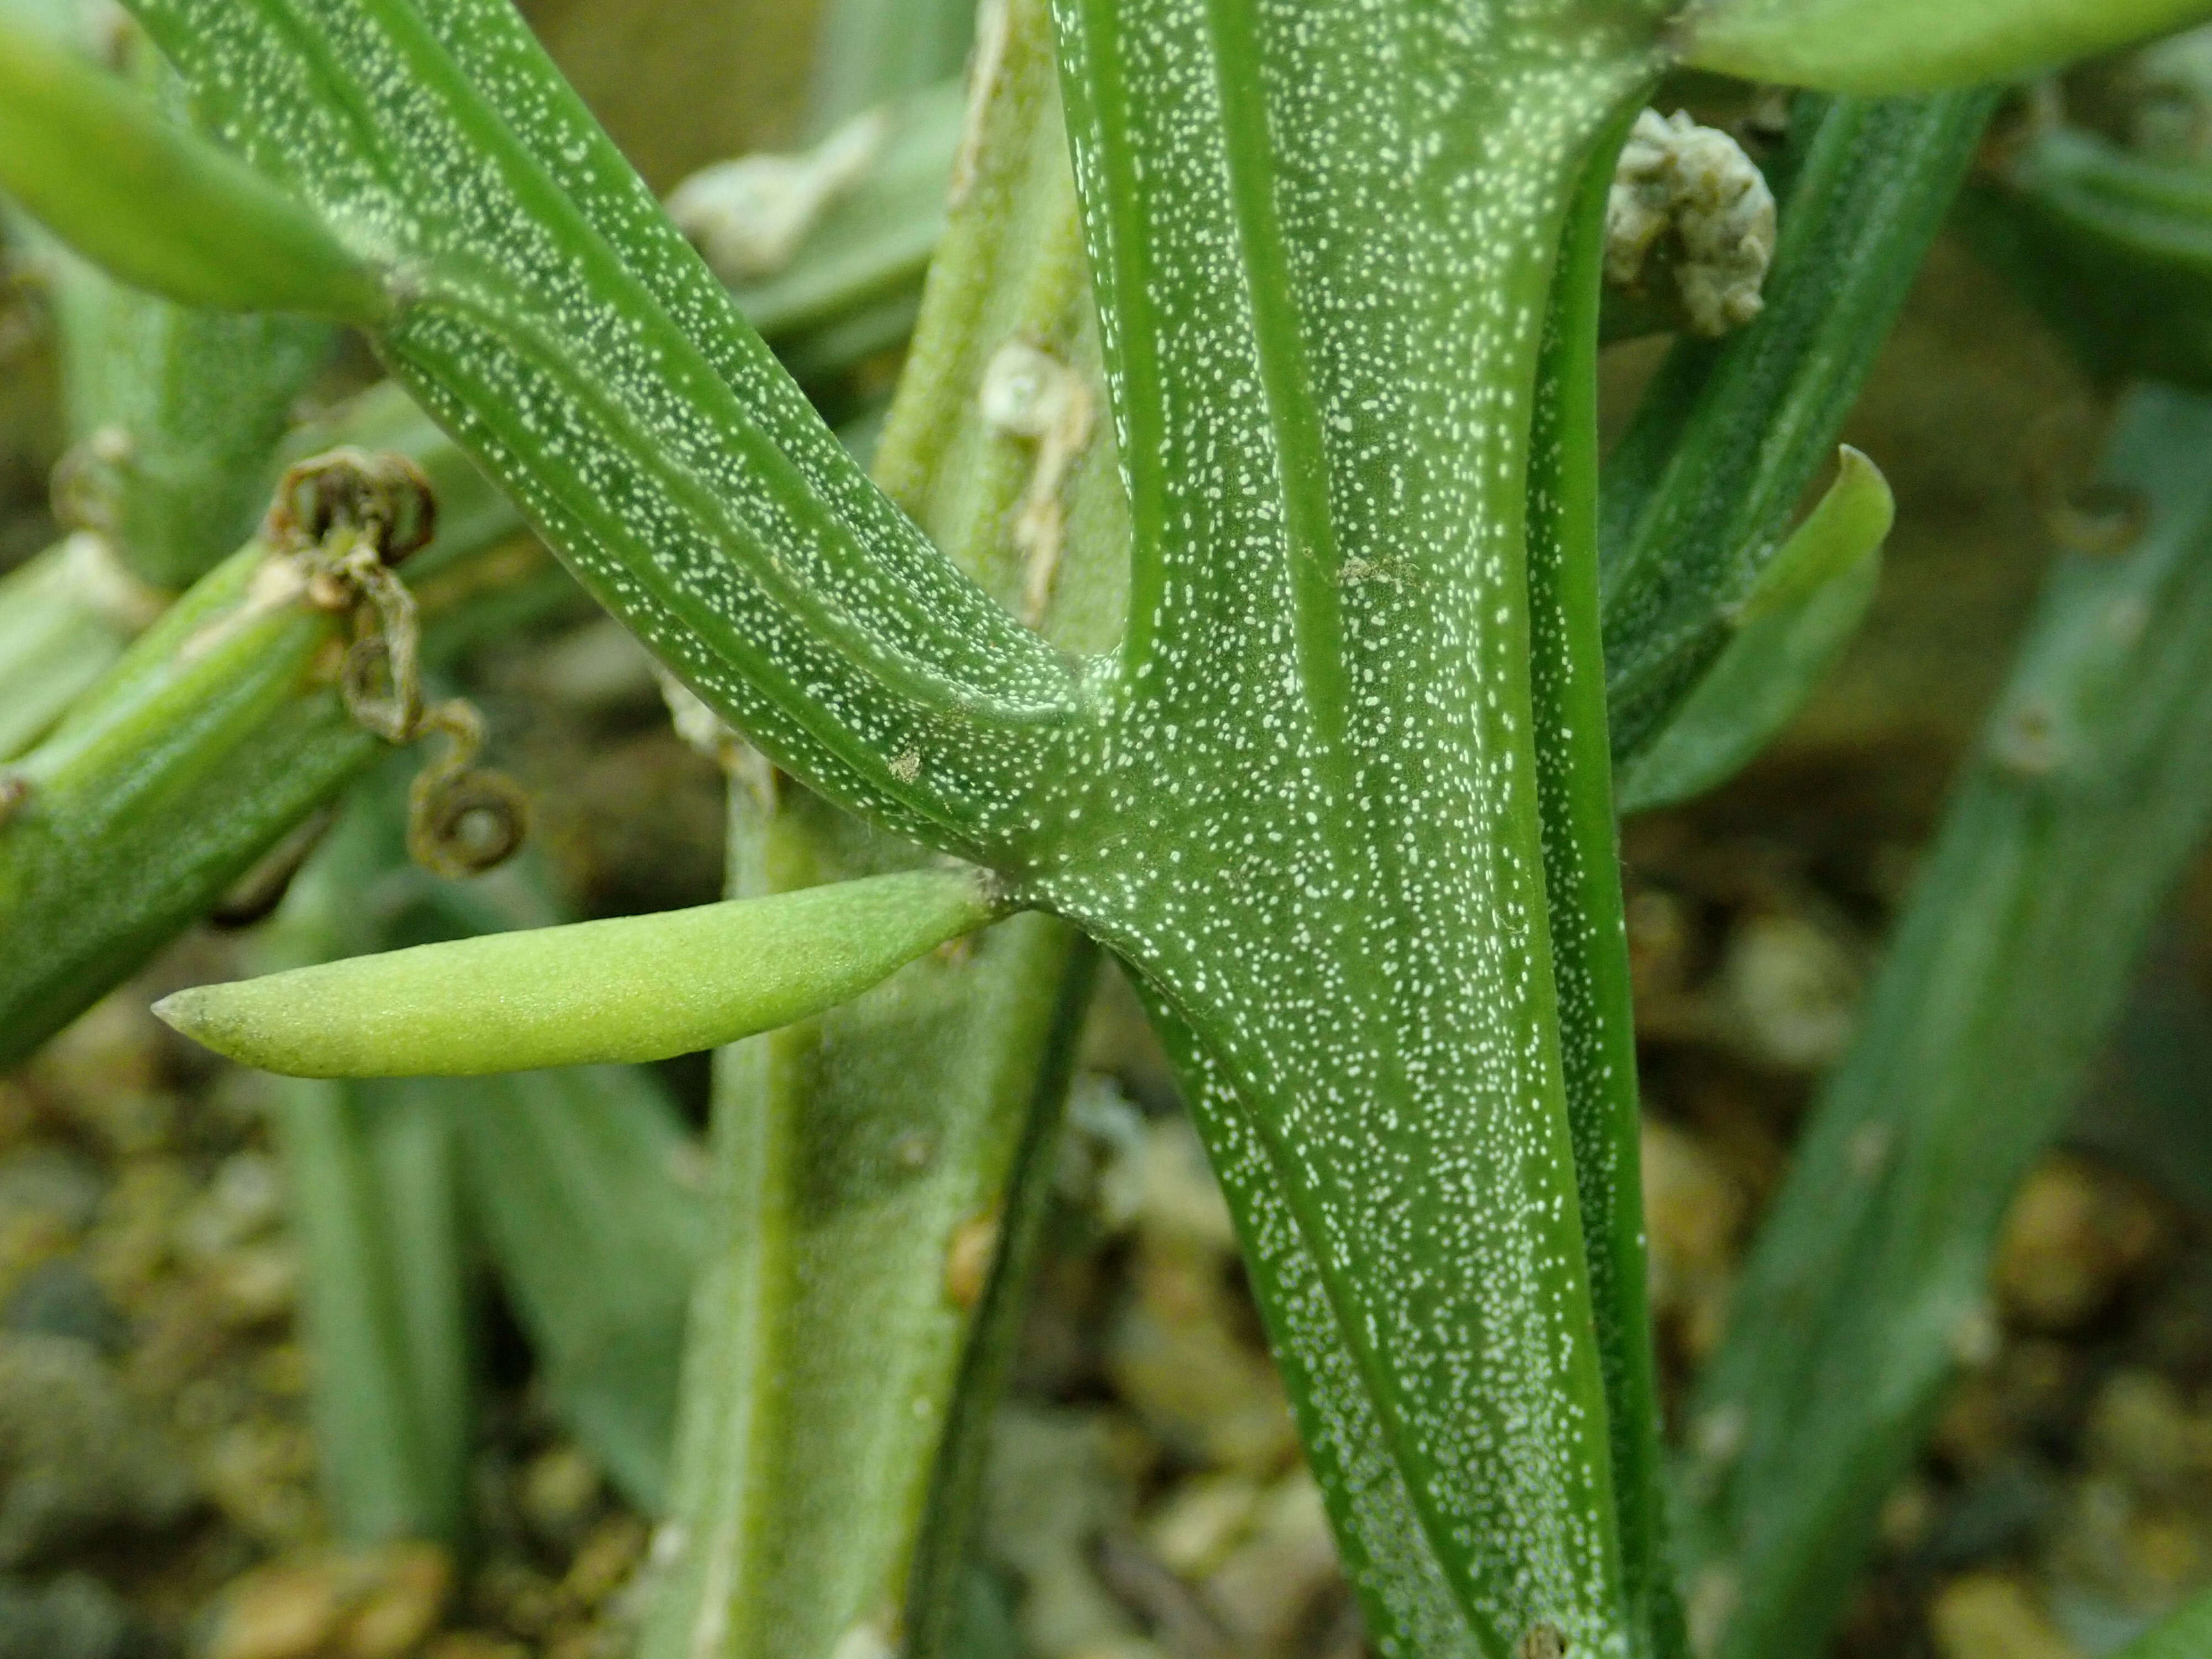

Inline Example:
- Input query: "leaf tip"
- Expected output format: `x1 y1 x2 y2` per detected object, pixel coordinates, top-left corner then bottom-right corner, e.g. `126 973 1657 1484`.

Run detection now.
150 983 222 1051
151 980 317 1076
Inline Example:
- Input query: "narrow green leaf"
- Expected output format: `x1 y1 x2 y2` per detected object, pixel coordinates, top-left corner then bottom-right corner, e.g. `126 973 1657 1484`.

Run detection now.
456 1063 706 1511
1733 446 1893 622
274 1075 474 1545
1675 0 2212 94
1616 447 1891 814
0 14 386 321
154 869 1000 1077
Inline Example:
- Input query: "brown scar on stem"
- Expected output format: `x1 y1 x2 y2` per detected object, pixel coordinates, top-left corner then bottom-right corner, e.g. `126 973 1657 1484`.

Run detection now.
943 1212 1001 1308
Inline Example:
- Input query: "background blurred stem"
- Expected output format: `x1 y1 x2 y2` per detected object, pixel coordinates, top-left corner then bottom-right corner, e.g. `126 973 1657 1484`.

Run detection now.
47 240 332 588
262 789 476 1546
0 534 148 759
270 1073 475 1546
1686 384 2212 1659
1958 119 2212 392
807 0 971 133
0 192 331 753
643 4 1123 1652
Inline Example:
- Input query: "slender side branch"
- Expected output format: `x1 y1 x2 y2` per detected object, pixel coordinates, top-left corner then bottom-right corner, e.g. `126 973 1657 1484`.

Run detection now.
121 0 1095 860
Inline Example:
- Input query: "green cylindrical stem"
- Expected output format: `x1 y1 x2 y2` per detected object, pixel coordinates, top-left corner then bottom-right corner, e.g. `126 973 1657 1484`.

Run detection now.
0 541 372 1065
0 536 140 760
644 8 1117 1652
1691 386 2212 1659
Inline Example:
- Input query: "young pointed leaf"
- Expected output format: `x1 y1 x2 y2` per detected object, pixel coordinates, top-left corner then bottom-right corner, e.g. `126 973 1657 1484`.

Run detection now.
1616 447 1891 814
1602 92 1994 765
154 868 1000 1077
1675 0 2212 95
0 15 386 321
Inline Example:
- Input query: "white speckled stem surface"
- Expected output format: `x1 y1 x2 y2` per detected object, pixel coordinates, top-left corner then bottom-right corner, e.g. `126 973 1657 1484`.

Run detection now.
1037 1 1666 1650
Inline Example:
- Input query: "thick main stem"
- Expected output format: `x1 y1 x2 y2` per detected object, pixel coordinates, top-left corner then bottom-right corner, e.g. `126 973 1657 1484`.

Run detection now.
1037 3 1669 1649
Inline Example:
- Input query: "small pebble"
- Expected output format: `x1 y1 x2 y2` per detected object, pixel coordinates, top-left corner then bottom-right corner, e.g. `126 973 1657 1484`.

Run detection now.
1142 1473 1262 1578
0 1152 106 1239
1715 910 1861 1072
0 1571 151 1659
0 1333 194 1566
1 1259 128 1355
560 1515 646 1610
1203 1469 1341 1657
1994 1154 2172 1334
2085 1371 2211 1496
1929 1573 2080 1659
209 1543 451 1659
518 1446 601 1547
175 1155 285 1264
205 1244 299 1328
1640 1118 1743 1359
